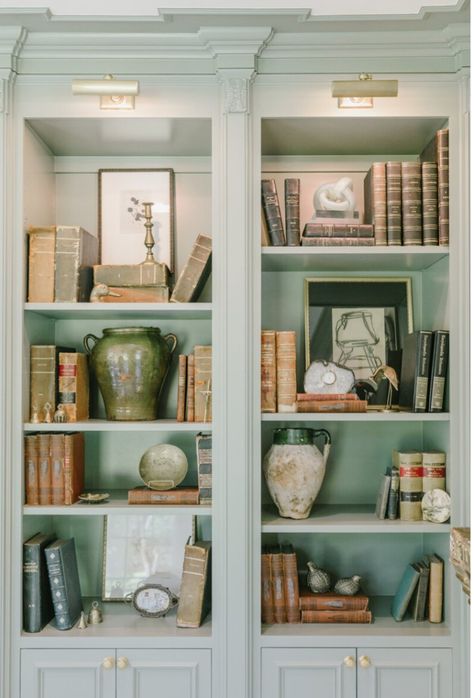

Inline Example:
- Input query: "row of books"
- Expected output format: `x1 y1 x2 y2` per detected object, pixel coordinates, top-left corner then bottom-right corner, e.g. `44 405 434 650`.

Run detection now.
399 330 449 413
391 554 444 623
376 450 447 522
24 433 84 506
30 346 89 424
176 346 212 423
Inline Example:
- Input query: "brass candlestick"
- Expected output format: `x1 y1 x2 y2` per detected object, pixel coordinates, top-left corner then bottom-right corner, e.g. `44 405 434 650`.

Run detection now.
142 202 158 265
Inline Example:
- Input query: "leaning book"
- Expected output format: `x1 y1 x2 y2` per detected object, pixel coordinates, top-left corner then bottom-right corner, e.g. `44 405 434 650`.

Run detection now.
23 532 56 633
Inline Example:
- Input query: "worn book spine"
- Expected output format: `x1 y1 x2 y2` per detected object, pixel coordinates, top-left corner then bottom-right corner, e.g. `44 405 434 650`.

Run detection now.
261 548 274 624
421 162 439 245
128 486 200 505
270 549 286 623
422 452 446 493
302 223 374 238
186 353 195 422
301 609 372 623
261 208 271 247
427 554 444 623
170 234 212 303
299 591 369 612
63 432 84 506
54 226 99 302
386 161 402 245
387 465 400 520
176 354 187 422
281 545 300 623
38 433 51 505
94 262 169 287
261 179 286 246
399 331 433 412
411 561 430 621
301 237 375 247
24 434 40 505
177 541 211 628
30 345 57 422
23 533 56 633
297 400 366 413
261 331 277 413
27 226 56 302
428 330 449 412
276 331 297 413
391 563 421 621
194 345 212 422
436 128 449 246
285 178 301 246
58 353 89 422
45 538 83 630
364 162 387 245
401 161 422 245
93 285 169 303
297 392 357 402
196 432 212 505
399 451 423 522
50 433 65 505
375 467 392 519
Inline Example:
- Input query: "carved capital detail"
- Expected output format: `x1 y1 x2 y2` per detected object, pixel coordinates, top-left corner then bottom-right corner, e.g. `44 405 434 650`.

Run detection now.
218 69 255 114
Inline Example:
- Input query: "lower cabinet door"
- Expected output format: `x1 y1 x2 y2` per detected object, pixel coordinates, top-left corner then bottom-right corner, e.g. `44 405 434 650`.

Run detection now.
357 648 452 698
21 649 116 698
261 648 357 698
116 649 212 698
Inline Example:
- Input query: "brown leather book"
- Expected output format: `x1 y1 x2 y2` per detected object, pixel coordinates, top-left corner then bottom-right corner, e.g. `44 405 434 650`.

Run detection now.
276 331 297 413
63 432 84 505
170 234 212 303
299 588 369 612
92 285 169 303
297 400 367 413
301 609 372 623
421 162 439 245
176 354 187 422
261 547 274 624
177 541 211 628
270 547 286 623
427 553 444 623
58 353 89 422
54 226 99 302
30 345 73 422
24 435 39 505
301 237 375 247
302 223 374 238
186 353 195 422
128 486 200 505
399 450 423 522
436 128 449 246
284 178 301 246
38 434 51 505
261 179 285 246
50 433 65 505
281 544 300 623
94 262 168 287
297 392 357 402
401 161 422 245
196 432 212 505
194 345 212 422
364 162 387 245
386 161 402 245
27 226 56 302
261 331 277 413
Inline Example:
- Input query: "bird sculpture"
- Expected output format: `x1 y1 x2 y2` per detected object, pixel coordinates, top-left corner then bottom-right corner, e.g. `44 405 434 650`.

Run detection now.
334 575 362 596
307 561 331 594
90 283 121 303
372 365 399 411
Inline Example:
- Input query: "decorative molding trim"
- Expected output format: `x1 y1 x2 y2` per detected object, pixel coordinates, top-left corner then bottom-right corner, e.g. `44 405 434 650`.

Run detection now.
0 26 27 72
218 68 256 114
198 26 273 56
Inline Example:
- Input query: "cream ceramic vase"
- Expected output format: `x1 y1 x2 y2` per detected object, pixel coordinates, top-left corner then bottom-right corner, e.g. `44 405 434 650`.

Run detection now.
263 428 331 519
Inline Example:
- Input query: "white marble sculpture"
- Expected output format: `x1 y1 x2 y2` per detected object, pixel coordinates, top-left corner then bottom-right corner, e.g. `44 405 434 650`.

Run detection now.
313 176 356 214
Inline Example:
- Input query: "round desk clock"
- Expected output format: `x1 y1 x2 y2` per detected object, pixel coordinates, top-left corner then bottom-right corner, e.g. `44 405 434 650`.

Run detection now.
129 583 179 619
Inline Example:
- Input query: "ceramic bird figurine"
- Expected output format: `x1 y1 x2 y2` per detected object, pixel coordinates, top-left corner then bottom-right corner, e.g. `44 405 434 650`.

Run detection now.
371 365 399 411
307 561 331 593
90 283 121 303
334 575 362 596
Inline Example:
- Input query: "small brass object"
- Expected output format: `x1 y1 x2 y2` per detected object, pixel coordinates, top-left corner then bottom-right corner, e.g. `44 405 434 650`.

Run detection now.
43 402 53 423
77 611 88 629
88 600 103 624
53 404 67 423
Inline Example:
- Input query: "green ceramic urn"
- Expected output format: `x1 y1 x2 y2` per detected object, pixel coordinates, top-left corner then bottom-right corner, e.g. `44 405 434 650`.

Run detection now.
84 327 177 421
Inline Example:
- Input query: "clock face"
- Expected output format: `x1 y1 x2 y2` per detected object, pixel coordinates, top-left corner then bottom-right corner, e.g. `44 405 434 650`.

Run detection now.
135 587 170 614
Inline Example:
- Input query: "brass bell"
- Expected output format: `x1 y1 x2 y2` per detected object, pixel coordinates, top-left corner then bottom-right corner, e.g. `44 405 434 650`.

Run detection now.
77 611 88 630
88 600 103 624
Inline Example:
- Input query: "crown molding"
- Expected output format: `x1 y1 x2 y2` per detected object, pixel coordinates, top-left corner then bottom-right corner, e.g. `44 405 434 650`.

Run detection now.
0 27 27 72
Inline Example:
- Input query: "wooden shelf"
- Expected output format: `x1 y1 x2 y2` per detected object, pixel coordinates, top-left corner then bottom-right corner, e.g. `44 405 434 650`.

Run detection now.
261 412 449 423
24 302 212 320
261 247 448 272
261 505 450 534
23 420 212 432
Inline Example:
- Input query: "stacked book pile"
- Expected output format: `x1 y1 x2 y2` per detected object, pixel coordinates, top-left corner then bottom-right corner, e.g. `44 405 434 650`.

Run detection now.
391 554 444 623
301 213 374 247
24 433 85 506
297 392 367 413
176 345 212 423
299 587 372 624
399 330 449 413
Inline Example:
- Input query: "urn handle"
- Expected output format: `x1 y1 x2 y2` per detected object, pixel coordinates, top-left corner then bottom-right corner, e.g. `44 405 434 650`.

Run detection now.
83 333 100 355
312 429 331 447
164 332 178 355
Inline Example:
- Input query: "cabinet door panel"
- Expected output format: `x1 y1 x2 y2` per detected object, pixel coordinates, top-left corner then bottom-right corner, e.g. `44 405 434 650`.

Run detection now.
117 649 211 698
21 649 116 698
357 648 452 698
261 648 356 698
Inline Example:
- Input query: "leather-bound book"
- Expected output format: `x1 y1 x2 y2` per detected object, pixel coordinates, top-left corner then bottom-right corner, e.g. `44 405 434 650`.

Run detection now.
30 345 74 422
194 345 212 422
401 161 422 245
270 546 286 623
27 226 56 302
299 588 369 612
428 330 449 412
421 162 439 245
261 331 277 413
23 532 56 632
63 432 84 506
170 234 212 303
303 223 374 238
436 128 449 246
281 544 300 623
297 399 367 413
427 553 444 623
261 179 286 246
54 226 99 302
284 178 301 246
177 541 211 628
58 353 89 422
261 547 274 624
387 465 400 520
301 237 375 247
398 451 423 522
364 162 387 245
386 161 402 245
410 561 430 621
422 452 446 494
301 609 372 623
391 563 421 621
94 263 168 287
399 331 433 412
128 486 200 505
50 433 65 505
297 392 357 402
45 538 83 630
38 434 51 505
186 353 195 422
176 354 187 422
196 432 212 505
24 434 40 506
276 331 297 413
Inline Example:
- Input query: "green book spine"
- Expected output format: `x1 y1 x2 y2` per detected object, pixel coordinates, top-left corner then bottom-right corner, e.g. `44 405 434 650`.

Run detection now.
23 533 56 633
391 563 421 621
45 538 83 630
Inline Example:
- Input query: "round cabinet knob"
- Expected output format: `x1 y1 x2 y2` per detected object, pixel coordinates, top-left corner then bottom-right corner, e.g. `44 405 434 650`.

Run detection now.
359 655 371 669
102 657 115 670
343 656 356 668
117 657 129 670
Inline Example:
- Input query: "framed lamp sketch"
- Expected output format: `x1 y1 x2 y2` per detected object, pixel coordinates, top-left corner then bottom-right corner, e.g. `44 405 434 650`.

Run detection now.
304 277 414 407
98 168 175 271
